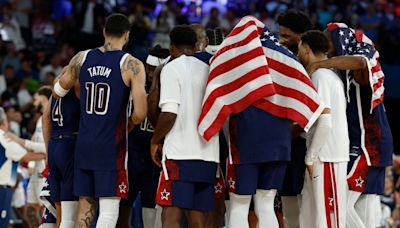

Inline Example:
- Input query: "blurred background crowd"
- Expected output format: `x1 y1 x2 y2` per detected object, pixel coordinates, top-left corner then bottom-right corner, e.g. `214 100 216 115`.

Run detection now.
0 0 399 227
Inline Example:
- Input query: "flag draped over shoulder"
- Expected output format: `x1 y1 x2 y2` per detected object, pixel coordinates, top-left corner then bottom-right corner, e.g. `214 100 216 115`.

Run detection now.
198 16 325 141
327 22 385 112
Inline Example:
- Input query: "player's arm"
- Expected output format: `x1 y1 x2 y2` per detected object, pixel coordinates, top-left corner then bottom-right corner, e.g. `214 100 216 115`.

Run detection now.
5 132 46 153
307 56 369 85
122 55 148 124
53 52 85 99
42 98 51 163
147 65 163 127
4 140 45 163
20 152 46 163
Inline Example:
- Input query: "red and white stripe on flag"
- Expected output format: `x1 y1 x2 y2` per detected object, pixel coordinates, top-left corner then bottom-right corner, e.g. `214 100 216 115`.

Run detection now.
198 16 276 141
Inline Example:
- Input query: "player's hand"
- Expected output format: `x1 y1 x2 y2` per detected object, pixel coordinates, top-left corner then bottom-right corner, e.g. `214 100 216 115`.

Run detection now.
306 164 314 180
150 143 162 167
306 62 320 76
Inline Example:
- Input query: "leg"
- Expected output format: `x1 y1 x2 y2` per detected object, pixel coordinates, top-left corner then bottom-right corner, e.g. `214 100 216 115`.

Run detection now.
142 207 157 228
248 210 258 228
281 196 300 228
96 197 121 228
205 197 225 228
154 206 163 228
26 203 41 228
228 193 252 228
14 206 30 228
56 202 62 228
60 201 79 228
116 205 132 228
161 206 184 228
254 189 278 228
347 190 365 228
75 197 98 228
187 210 207 228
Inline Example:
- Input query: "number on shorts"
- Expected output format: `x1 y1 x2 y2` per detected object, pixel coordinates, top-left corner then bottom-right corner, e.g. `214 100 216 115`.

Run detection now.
85 82 110 115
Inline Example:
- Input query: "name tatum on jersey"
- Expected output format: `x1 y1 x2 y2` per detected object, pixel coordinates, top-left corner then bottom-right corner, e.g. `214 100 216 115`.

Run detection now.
87 66 112 78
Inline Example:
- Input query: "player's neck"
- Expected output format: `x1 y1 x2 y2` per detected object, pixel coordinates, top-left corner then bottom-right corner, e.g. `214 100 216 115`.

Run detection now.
102 39 125 51
308 53 327 67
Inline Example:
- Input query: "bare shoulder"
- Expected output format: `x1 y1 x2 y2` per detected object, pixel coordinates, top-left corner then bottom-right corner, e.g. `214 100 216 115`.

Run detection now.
122 54 145 77
69 50 89 76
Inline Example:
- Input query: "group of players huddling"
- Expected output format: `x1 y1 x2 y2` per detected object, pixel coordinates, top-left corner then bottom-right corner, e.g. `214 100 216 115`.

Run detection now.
0 8 393 228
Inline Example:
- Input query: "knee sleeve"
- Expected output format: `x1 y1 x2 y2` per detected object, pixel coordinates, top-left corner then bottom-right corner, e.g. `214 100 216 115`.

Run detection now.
254 189 278 228
228 193 252 228
96 197 120 228
60 201 79 228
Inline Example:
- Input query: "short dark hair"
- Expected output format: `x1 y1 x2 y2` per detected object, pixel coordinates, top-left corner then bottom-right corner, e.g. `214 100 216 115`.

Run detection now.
207 28 225 46
37 85 52 99
301 30 329 55
149 45 170 59
277 9 313 34
104 13 131 37
169 25 197 48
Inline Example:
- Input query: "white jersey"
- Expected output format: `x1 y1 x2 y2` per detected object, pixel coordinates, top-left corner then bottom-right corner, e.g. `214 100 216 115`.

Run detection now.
159 55 219 163
307 68 349 162
0 129 27 186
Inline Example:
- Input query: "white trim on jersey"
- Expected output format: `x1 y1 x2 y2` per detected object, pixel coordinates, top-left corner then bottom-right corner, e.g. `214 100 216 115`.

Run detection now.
353 80 371 166
120 53 130 69
80 50 90 66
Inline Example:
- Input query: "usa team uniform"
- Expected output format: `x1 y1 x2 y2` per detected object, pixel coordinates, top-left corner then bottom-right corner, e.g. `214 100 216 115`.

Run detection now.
156 54 219 211
301 68 349 228
74 49 130 198
327 23 393 195
39 167 56 228
121 87 160 209
48 90 80 202
0 129 27 227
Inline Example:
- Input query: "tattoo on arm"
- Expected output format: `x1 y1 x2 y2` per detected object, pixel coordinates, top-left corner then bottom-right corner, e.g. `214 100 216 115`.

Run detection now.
124 57 142 76
69 51 85 77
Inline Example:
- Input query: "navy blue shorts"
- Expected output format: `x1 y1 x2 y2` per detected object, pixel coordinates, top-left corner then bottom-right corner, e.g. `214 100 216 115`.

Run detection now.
0 187 12 227
364 166 385 195
120 166 160 208
73 168 128 198
280 137 306 196
48 136 77 202
227 161 287 195
156 172 215 212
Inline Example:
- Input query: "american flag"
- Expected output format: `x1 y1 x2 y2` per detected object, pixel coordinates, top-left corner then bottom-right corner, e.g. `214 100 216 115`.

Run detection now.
327 23 384 112
198 16 325 141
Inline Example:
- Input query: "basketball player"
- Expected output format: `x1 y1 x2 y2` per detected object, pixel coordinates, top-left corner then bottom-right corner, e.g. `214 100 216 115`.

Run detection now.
117 45 169 228
52 13 147 228
298 30 349 228
308 23 393 228
150 25 219 228
0 107 46 227
6 86 52 227
40 67 80 227
276 9 313 228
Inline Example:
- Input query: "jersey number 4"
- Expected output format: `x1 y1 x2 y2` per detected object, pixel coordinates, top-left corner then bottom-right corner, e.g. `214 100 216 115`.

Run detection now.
52 98 63 126
85 82 110 115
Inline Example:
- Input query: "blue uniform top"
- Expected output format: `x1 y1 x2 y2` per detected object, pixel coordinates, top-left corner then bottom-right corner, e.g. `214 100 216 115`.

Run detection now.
50 90 80 137
75 49 130 171
347 82 393 167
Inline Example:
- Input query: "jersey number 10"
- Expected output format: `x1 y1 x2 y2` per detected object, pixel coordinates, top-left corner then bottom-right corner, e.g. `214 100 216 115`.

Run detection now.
85 82 110 115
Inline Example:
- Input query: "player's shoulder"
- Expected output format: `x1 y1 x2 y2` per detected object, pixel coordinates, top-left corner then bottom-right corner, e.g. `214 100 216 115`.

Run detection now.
312 68 340 82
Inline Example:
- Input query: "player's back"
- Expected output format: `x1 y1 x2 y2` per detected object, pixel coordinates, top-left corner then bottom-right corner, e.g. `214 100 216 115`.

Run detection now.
50 90 80 137
76 49 130 171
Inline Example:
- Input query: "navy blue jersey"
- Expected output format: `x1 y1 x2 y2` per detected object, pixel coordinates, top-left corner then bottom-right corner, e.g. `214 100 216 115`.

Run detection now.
75 49 130 171
347 82 393 167
50 90 80 136
128 85 154 172
230 106 292 164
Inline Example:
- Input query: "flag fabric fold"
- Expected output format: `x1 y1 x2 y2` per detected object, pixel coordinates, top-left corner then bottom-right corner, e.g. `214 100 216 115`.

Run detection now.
198 16 325 141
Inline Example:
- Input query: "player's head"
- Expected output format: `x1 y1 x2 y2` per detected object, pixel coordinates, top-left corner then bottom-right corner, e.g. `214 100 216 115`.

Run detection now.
205 28 225 55
190 24 209 52
298 30 329 66
34 86 52 114
146 45 170 83
103 13 131 45
169 25 197 58
0 107 8 131
277 9 313 53
323 30 337 58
